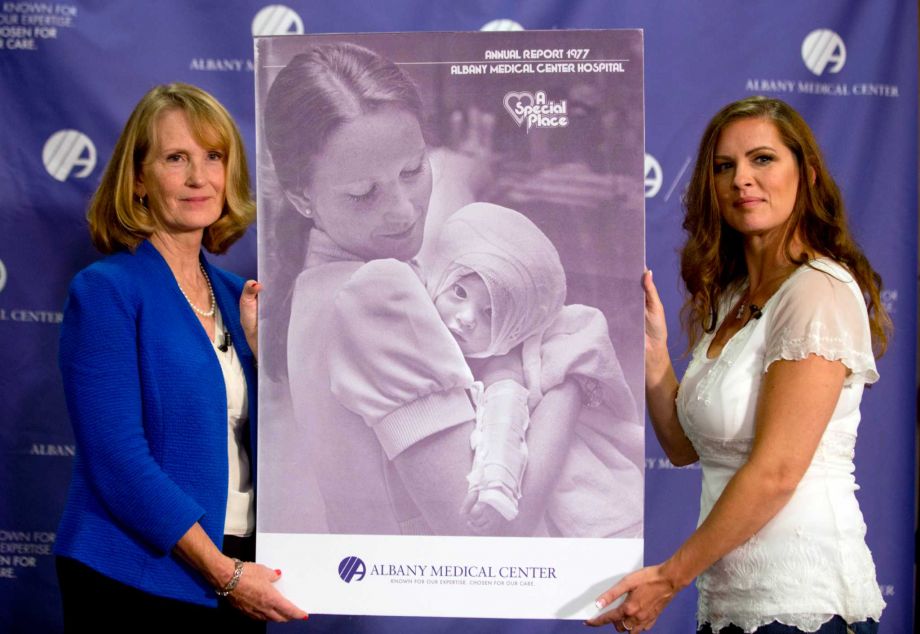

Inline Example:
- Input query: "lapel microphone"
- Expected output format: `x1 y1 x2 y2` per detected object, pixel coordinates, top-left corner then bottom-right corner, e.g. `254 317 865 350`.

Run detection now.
750 304 763 320
218 330 232 352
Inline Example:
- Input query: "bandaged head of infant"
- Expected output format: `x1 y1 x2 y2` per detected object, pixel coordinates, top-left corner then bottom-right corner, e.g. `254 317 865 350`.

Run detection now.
427 202 567 358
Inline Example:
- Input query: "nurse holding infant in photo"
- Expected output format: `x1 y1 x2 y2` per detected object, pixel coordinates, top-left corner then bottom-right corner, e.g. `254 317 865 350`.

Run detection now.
256 39 643 542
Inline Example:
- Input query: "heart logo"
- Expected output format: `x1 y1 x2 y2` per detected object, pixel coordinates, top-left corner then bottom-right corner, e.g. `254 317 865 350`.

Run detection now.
503 91 535 127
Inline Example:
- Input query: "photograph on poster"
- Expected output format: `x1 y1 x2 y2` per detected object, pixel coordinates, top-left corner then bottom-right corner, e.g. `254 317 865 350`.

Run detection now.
255 29 645 619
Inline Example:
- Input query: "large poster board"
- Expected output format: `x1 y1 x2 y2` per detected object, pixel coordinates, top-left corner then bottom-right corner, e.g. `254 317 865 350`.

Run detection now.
255 29 645 619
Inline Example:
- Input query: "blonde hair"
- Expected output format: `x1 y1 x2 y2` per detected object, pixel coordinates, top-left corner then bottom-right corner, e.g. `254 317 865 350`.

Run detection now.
88 82 254 254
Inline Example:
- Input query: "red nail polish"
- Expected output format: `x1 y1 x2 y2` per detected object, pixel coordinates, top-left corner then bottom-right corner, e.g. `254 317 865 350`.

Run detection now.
302 615 310 620
275 569 282 575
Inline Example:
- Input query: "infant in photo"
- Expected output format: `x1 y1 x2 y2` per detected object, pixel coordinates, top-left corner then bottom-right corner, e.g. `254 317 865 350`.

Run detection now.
425 202 643 537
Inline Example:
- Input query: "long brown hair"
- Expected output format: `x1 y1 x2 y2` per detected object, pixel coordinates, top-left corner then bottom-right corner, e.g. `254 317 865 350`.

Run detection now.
680 96 890 355
88 82 254 254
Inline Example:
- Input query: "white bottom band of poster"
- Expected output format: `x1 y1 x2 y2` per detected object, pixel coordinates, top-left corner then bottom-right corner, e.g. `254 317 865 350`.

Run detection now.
260 534 641 619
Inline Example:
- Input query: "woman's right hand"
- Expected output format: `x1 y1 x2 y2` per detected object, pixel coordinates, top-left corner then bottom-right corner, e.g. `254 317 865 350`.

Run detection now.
641 269 697 466
226 561 309 622
643 269 668 357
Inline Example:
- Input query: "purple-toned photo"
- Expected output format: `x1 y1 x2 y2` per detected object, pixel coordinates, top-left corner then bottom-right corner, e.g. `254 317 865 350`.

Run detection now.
255 31 645 547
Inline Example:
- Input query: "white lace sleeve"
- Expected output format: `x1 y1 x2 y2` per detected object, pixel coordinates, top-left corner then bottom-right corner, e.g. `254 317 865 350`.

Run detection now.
764 260 878 385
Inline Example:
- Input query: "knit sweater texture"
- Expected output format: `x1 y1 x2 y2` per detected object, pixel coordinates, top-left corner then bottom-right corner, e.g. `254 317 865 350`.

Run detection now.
55 240 257 606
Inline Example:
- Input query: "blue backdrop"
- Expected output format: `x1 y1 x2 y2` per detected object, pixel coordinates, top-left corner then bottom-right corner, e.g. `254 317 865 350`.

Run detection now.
0 2 915 632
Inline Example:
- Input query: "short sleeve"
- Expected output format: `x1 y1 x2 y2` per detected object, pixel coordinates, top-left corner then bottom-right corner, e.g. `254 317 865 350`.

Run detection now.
764 262 878 385
328 259 476 459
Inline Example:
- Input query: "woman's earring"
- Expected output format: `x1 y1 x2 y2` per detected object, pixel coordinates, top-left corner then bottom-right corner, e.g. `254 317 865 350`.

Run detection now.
136 194 149 210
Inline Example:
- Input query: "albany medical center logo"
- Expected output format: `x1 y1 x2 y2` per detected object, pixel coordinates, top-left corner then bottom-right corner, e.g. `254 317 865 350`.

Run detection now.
335 555 558 589
251 4 303 36
480 18 524 31
745 28 898 99
801 29 846 76
42 130 95 182
503 90 568 132
338 556 366 583
644 154 663 199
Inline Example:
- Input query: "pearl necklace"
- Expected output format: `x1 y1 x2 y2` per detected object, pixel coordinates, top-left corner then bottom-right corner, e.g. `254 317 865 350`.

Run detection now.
178 262 216 318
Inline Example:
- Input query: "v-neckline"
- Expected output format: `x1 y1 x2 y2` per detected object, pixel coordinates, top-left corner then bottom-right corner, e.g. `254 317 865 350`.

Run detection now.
703 261 818 360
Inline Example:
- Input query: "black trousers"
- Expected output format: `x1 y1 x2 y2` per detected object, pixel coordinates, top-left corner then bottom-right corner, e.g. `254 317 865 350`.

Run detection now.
57 535 265 634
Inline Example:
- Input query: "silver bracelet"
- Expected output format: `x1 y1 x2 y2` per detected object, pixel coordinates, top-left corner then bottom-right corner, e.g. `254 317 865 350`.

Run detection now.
215 558 244 597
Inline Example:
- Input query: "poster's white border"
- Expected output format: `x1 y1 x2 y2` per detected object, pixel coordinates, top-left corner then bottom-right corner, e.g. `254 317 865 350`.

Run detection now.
259 533 641 620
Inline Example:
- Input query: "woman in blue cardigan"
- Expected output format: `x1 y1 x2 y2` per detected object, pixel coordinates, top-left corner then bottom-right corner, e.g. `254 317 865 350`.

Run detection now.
55 83 307 630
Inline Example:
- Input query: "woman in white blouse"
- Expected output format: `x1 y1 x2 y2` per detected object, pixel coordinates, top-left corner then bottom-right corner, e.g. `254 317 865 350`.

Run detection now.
587 97 889 633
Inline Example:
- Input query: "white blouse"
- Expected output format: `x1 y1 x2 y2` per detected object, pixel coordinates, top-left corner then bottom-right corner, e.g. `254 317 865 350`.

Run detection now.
212 308 255 537
676 259 885 633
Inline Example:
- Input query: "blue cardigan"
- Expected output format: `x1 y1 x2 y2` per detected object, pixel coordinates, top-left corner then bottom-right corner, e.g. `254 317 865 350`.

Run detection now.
55 240 257 607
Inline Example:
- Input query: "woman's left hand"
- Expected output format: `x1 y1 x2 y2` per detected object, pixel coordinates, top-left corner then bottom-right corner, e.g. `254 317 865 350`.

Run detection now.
227 562 308 622
175 524 308 622
585 564 681 632
240 280 261 356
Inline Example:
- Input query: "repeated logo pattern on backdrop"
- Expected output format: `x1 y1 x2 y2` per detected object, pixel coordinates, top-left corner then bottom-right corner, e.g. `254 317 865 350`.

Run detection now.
251 4 304 36
801 29 847 75
0 2 915 632
481 19 525 32
643 154 662 199
746 27 899 98
41 130 96 182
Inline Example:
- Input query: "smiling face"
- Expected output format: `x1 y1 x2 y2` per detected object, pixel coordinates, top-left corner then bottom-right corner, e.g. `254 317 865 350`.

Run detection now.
136 108 226 239
434 273 493 356
298 105 432 262
713 117 800 244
